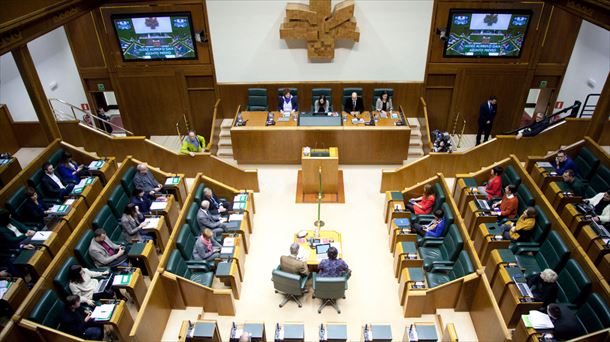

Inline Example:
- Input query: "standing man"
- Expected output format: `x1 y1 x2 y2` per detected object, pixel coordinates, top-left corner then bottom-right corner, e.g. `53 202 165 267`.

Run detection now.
476 95 497 145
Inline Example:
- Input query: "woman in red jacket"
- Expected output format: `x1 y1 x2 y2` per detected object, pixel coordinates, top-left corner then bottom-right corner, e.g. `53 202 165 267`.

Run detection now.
406 184 436 215
478 166 503 200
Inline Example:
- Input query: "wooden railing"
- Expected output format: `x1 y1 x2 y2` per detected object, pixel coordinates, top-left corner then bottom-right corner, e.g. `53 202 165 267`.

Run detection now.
57 121 260 191
206 98 222 151
418 97 433 153
380 118 592 192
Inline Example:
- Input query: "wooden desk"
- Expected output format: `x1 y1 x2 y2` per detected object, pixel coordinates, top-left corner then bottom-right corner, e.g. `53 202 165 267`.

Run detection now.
577 225 610 264
178 320 221 342
226 217 250 253
362 323 393 342
13 246 52 281
72 177 103 207
403 323 438 342
0 158 21 188
230 322 266 342
231 111 410 164
164 175 188 206
398 265 426 306
323 322 348 342
0 278 28 314
294 230 342 267
142 216 170 252
87 158 117 185
499 284 542 328
216 260 241 299
32 219 70 257
112 268 148 309
389 219 412 253
384 191 407 224
151 195 180 231
530 164 562 192
544 182 581 211
600 254 610 280
393 239 420 279
464 201 498 238
104 300 134 342
278 322 304 341
127 240 159 276
61 197 88 231
512 318 540 342
561 203 589 236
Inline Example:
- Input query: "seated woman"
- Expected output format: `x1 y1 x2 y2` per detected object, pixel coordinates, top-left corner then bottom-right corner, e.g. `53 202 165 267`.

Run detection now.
501 207 536 241
314 95 330 113
130 187 152 217
57 151 88 184
410 209 446 237
68 264 113 308
477 166 503 200
586 190 610 226
0 209 35 252
491 185 519 220
120 204 153 243
406 184 435 215
22 187 51 227
375 91 393 113
526 268 559 309
192 228 221 261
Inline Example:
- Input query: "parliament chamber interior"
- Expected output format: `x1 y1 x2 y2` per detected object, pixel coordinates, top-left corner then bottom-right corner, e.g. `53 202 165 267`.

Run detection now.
0 0 609 341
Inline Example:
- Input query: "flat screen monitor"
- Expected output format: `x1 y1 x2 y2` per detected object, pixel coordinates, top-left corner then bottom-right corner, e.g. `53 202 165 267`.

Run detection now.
444 10 532 58
315 243 331 255
111 13 197 61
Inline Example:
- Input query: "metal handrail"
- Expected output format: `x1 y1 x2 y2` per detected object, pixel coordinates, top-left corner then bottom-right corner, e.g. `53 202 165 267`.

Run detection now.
503 100 581 135
48 98 133 135
579 93 600 118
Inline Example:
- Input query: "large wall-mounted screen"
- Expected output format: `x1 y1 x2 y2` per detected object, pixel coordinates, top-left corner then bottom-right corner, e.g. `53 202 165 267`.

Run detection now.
444 10 532 58
112 13 197 61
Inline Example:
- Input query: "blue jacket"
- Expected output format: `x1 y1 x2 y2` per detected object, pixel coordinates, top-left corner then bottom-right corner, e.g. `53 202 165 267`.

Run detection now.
278 95 298 112
57 164 79 183
425 218 446 238
553 157 578 176
130 195 152 214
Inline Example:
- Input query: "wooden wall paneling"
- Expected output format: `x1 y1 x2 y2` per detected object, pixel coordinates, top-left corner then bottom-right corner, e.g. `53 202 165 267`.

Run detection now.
469 275 511 341
11 122 47 147
130 272 173 341
537 6 582 64
0 106 20 153
64 11 107 69
425 88 453 132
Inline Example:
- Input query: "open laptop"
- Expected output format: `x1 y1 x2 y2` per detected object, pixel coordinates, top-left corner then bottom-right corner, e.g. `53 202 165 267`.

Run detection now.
590 220 610 238
473 191 491 211
315 243 331 260
512 275 534 298
95 277 111 294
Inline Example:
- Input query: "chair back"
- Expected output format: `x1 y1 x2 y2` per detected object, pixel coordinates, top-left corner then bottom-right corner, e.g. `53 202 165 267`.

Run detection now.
441 202 454 227
342 87 363 110
29 289 64 328
121 166 137 195
585 165 610 198
5 186 28 221
272 268 305 296
107 185 129 218
557 259 592 306
166 249 191 278
449 251 474 280
516 184 535 214
535 231 570 272
277 88 298 97
371 88 394 109
529 205 551 243
48 148 65 167
311 88 333 111
576 293 610 333
74 230 96 269
194 183 206 204
432 183 446 212
248 88 268 111
92 205 122 242
313 275 347 300
176 224 197 260
439 224 464 261
185 202 199 227
53 256 79 298
502 165 521 188
574 147 600 180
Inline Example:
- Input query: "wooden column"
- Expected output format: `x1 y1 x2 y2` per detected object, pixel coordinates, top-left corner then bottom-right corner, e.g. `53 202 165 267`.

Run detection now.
586 72 610 141
11 45 61 143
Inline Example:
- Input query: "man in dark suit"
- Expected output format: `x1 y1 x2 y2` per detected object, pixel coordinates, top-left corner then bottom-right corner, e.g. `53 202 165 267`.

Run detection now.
344 92 364 114
547 303 583 340
476 95 497 145
278 88 298 112
203 187 231 216
197 200 227 236
41 162 74 200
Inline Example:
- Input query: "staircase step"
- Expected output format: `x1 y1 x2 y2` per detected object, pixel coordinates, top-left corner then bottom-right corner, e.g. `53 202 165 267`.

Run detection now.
219 130 231 138
217 147 233 157
220 119 234 129
407 117 420 127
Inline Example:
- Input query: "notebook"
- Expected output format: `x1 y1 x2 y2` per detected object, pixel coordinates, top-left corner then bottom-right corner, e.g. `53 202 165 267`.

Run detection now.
91 304 115 321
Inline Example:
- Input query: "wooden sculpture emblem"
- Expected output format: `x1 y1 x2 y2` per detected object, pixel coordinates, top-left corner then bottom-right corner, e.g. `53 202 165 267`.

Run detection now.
280 0 360 60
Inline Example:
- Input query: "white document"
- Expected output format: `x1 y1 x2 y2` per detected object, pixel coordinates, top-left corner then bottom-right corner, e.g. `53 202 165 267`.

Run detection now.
91 304 115 321
296 248 309 261
528 310 554 329
229 214 244 222
223 237 235 247
112 274 130 286
31 231 52 242
64 198 76 206
0 288 7 299
536 161 553 168
150 202 166 211
0 280 8 288
221 247 233 254
143 218 161 229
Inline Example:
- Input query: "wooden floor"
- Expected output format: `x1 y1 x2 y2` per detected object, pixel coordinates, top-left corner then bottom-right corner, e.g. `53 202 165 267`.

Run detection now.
295 170 345 203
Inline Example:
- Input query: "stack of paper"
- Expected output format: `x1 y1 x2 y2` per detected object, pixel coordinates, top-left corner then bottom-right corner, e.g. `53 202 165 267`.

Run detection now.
64 198 75 206
536 161 553 168
88 160 105 170
150 202 166 211
233 194 248 203
112 274 131 286
223 237 235 247
91 304 115 321
164 177 180 185
31 231 52 242
143 217 161 229
526 310 554 329
220 247 234 255
229 214 244 222
50 205 69 215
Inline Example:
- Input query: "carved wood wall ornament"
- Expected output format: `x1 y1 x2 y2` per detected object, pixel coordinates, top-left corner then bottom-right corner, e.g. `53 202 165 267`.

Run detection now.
280 0 360 60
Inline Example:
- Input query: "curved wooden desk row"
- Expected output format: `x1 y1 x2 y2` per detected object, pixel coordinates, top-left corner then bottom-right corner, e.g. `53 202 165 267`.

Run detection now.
231 111 411 164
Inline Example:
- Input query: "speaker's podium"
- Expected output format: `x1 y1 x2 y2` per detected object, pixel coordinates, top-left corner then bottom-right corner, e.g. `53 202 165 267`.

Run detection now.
297 147 343 203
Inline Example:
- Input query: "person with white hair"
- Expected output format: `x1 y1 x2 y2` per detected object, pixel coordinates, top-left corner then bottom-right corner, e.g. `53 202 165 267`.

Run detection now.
279 243 309 276
133 163 162 196
526 268 559 308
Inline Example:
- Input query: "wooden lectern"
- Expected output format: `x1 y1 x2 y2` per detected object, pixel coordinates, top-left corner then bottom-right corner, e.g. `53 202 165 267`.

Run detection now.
301 147 339 194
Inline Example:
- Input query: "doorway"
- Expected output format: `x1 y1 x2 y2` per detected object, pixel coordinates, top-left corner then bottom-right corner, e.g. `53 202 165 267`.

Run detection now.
521 88 555 126
90 91 126 135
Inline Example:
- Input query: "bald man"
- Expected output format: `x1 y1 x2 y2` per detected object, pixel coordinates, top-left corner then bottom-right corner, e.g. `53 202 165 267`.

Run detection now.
344 92 364 114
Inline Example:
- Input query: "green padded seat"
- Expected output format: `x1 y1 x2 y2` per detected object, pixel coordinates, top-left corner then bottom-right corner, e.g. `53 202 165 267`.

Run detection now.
311 88 333 111
574 147 600 180
502 165 521 188
176 224 197 260
120 166 137 195
516 184 535 214
342 87 363 111
462 178 478 188
166 250 214 287
584 165 610 198
28 169 61 204
576 293 610 334
247 88 268 111
27 169 44 188
74 230 99 270
29 289 64 328
418 224 463 270
92 205 123 242
107 185 129 218
513 231 570 277
425 250 474 288
556 259 592 308
277 88 298 97
48 148 65 167
413 202 453 226
193 183 206 204
371 88 394 110
53 256 79 298
185 202 199 228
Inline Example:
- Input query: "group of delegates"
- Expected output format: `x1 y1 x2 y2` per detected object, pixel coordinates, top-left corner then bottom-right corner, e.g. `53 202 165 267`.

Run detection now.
278 88 394 116
278 243 351 282
41 151 92 200
405 184 447 238
193 187 233 261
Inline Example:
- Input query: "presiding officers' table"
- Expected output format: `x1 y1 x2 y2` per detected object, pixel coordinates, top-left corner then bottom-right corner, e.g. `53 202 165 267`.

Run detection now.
294 230 343 269
231 111 411 164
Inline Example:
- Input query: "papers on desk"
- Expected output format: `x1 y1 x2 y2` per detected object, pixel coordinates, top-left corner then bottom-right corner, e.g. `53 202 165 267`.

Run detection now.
0 288 7 299
391 113 399 119
112 274 132 286
88 160 105 170
296 248 309 262
229 214 244 222
536 161 553 168
49 204 69 215
91 304 115 321
0 280 10 298
351 118 365 124
0 159 10 166
223 237 235 247
524 310 554 329
233 193 248 203
142 217 161 229
64 198 75 206
220 246 234 255
164 177 180 186
31 231 52 242
150 201 166 211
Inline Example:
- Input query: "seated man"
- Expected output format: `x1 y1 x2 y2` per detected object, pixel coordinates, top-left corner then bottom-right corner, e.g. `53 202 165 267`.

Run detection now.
197 200 227 236
501 206 536 241
552 149 578 176
180 130 206 157
318 247 349 277
491 185 519 219
22 187 51 226
410 209 446 237
279 243 309 277
88 229 128 268
41 162 74 200
344 92 364 114
133 163 162 197
192 228 221 261
57 295 104 340
562 169 585 197
585 190 610 225
203 187 231 215
547 303 583 340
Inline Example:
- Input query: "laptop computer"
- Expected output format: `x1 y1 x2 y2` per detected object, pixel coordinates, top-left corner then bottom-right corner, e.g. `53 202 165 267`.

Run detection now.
512 275 534 298
590 220 610 238
95 277 111 294
315 243 330 260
